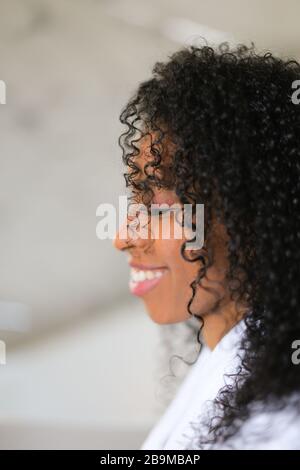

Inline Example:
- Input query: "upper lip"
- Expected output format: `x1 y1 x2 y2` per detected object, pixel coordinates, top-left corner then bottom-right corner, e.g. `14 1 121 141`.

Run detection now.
129 261 168 271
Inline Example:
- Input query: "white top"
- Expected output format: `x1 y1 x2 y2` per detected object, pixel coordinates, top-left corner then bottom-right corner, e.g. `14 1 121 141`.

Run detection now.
140 320 300 450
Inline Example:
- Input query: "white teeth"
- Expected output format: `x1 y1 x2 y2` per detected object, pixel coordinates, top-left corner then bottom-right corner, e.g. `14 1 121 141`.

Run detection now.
154 271 163 278
130 268 165 283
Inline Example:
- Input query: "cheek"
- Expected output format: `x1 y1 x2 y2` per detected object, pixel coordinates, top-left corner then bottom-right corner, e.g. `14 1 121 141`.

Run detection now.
159 239 227 314
158 238 200 298
161 238 200 276
156 237 184 268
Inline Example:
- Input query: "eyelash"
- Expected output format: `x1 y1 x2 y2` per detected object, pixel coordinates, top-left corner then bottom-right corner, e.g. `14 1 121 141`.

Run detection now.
151 208 170 216
135 206 170 218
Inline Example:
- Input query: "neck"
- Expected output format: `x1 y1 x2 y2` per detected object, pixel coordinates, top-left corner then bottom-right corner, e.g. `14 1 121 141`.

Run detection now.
202 302 246 350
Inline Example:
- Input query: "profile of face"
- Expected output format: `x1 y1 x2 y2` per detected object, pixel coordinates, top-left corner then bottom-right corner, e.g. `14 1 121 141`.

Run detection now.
113 135 243 348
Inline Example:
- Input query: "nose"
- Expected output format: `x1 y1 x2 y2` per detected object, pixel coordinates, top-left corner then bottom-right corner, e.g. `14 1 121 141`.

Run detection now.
112 216 151 252
113 219 129 252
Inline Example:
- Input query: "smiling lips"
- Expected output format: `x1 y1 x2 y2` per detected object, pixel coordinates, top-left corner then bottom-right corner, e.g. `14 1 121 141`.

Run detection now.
128 264 168 296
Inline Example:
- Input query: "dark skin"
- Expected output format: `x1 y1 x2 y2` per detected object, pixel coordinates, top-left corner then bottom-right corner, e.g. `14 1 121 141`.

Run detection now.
113 133 247 349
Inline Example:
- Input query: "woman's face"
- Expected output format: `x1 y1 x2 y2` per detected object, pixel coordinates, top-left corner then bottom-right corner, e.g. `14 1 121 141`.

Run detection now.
113 135 236 333
114 136 242 348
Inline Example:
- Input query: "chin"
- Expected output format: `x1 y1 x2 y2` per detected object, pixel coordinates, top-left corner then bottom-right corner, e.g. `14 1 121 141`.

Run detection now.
144 303 189 324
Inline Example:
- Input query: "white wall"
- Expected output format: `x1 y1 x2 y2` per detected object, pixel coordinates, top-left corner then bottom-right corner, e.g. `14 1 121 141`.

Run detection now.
0 299 169 449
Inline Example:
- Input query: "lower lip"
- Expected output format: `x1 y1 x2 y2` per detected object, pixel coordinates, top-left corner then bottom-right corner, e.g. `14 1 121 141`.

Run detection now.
129 270 168 296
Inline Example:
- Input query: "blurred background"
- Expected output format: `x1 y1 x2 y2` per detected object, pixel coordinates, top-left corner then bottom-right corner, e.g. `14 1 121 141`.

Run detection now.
0 0 300 450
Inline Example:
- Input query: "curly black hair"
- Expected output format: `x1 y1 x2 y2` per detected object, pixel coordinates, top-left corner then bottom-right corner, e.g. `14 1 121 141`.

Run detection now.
118 41 300 447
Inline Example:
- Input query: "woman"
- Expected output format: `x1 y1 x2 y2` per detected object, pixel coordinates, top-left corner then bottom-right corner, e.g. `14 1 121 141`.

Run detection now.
113 42 300 449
